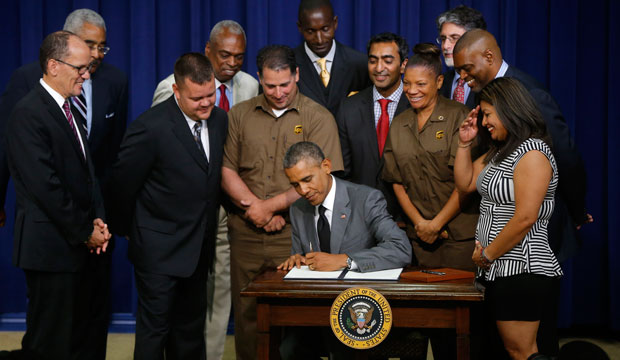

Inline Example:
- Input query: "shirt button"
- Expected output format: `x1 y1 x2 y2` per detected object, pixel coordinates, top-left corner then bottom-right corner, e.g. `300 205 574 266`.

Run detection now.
267 176 271 179
272 136 276 140
269 156 273 160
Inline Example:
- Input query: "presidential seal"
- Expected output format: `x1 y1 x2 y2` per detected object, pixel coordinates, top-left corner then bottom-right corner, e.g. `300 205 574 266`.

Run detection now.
330 287 392 349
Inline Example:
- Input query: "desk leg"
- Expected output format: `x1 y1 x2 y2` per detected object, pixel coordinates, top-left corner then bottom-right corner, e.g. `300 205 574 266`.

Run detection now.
455 306 470 360
257 303 271 360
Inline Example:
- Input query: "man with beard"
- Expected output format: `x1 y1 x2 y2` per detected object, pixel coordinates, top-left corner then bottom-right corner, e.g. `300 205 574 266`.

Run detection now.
436 5 486 109
336 32 410 218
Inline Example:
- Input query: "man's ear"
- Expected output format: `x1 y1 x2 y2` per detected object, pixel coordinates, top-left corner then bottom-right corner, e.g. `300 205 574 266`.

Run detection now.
321 158 332 174
483 49 494 65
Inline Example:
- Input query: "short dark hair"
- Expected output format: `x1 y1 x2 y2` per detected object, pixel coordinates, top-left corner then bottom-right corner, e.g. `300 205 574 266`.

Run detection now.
478 77 551 164
173 52 214 87
298 0 334 22
256 45 297 77
283 141 325 169
406 43 442 78
436 5 487 32
39 30 76 75
367 32 409 65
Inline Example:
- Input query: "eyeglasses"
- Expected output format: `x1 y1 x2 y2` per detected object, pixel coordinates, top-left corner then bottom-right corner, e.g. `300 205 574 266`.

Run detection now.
54 59 94 75
435 35 462 45
87 44 110 55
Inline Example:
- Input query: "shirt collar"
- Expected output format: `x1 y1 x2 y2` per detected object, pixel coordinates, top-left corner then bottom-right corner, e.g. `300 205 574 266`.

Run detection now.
215 77 233 92
372 81 403 103
39 78 67 108
495 60 509 79
304 40 336 63
316 174 336 215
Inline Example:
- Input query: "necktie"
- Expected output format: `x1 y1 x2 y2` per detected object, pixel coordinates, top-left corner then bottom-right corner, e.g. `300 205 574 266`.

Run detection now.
62 100 85 158
317 205 331 253
453 78 466 104
193 121 208 162
317 58 330 87
376 98 391 157
71 87 89 133
218 84 230 112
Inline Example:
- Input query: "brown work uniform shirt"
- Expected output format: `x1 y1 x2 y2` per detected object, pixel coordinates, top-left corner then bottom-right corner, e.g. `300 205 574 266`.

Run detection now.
223 91 344 210
382 96 479 241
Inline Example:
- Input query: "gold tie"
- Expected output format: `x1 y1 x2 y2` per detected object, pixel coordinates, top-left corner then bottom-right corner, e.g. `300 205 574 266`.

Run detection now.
317 58 330 87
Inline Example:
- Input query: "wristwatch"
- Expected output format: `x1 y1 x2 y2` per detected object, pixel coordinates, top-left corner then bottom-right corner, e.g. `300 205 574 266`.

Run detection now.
346 256 352 270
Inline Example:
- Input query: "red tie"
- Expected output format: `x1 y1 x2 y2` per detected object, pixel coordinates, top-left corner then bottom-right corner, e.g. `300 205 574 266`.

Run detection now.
62 100 85 158
376 99 391 157
218 84 230 112
453 78 465 104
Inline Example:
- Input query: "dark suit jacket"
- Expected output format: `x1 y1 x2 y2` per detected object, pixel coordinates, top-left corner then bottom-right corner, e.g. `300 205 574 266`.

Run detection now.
505 65 587 261
0 61 128 209
6 84 103 272
439 69 476 109
290 178 412 272
294 41 371 116
109 96 228 277
335 86 409 217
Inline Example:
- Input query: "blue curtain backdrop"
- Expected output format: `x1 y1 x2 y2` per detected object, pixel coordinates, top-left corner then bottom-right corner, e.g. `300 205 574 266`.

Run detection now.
0 0 617 332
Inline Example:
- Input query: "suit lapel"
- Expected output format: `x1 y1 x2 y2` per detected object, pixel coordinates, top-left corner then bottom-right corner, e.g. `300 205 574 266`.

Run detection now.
329 178 351 254
232 73 242 106
301 201 319 253
169 99 208 173
38 85 87 166
89 74 103 147
205 110 222 177
361 90 380 166
296 46 327 104
327 44 347 106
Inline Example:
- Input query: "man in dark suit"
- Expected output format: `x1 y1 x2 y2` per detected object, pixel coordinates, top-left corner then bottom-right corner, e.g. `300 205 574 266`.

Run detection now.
0 13 126 356
453 28 590 358
435 5 486 109
294 0 371 116
277 141 411 359
336 32 409 217
109 53 227 360
5 30 111 360
0 8 128 225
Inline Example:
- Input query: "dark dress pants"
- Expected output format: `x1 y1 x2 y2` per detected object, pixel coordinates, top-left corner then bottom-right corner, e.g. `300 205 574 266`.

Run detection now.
133 253 208 360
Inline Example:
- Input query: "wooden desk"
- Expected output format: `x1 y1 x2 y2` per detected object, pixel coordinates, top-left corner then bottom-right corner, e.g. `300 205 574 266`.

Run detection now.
241 268 483 360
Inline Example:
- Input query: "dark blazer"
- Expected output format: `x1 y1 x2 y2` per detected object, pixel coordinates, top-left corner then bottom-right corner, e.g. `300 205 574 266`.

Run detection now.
294 41 371 116
439 69 476 109
290 177 412 272
0 61 128 209
109 96 228 277
336 86 409 217
505 65 587 261
6 84 103 272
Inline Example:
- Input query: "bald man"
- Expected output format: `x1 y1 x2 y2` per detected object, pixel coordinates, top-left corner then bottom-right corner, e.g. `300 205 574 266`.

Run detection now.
453 28 588 357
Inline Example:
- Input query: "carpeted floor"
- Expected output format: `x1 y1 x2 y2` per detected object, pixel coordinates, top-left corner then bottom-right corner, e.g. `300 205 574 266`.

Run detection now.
1 332 619 359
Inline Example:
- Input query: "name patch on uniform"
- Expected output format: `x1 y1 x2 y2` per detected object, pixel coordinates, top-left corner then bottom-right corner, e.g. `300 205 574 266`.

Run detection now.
435 130 444 139
294 125 303 134
330 287 392 349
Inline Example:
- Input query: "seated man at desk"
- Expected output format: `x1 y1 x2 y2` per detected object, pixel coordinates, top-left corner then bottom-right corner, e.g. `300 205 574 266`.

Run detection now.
278 141 412 272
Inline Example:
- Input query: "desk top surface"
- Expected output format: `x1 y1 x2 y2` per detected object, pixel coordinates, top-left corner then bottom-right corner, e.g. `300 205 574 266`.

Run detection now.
242 268 483 302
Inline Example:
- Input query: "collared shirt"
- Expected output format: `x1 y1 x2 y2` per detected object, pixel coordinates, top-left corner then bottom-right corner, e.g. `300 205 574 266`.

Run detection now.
39 78 86 157
81 78 93 136
495 60 509 79
372 81 403 128
305 40 336 74
223 91 344 202
175 97 210 160
215 77 234 107
314 175 336 229
382 96 479 240
449 70 472 104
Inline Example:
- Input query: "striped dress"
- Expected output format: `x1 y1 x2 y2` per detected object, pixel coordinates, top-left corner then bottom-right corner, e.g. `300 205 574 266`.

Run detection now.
476 138 563 281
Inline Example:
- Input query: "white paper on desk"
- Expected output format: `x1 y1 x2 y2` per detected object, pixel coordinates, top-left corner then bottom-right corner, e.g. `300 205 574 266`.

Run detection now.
283 266 403 280
284 266 342 279
343 267 403 280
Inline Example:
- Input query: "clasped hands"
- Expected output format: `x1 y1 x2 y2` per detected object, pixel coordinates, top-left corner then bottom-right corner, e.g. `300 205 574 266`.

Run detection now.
277 252 348 272
240 198 285 232
415 219 448 244
86 218 111 254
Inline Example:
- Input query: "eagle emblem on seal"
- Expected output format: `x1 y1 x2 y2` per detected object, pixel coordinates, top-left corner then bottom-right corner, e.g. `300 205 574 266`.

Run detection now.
348 302 377 334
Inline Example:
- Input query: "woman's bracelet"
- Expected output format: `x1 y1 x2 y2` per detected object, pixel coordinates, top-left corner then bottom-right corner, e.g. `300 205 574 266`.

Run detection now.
458 141 473 148
481 247 494 266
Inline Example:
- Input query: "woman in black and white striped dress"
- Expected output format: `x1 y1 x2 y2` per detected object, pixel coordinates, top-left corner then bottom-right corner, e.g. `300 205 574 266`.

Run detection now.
454 77 562 360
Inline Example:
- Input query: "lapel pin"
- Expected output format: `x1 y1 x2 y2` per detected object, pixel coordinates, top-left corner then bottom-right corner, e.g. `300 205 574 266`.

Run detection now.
341 214 346 219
